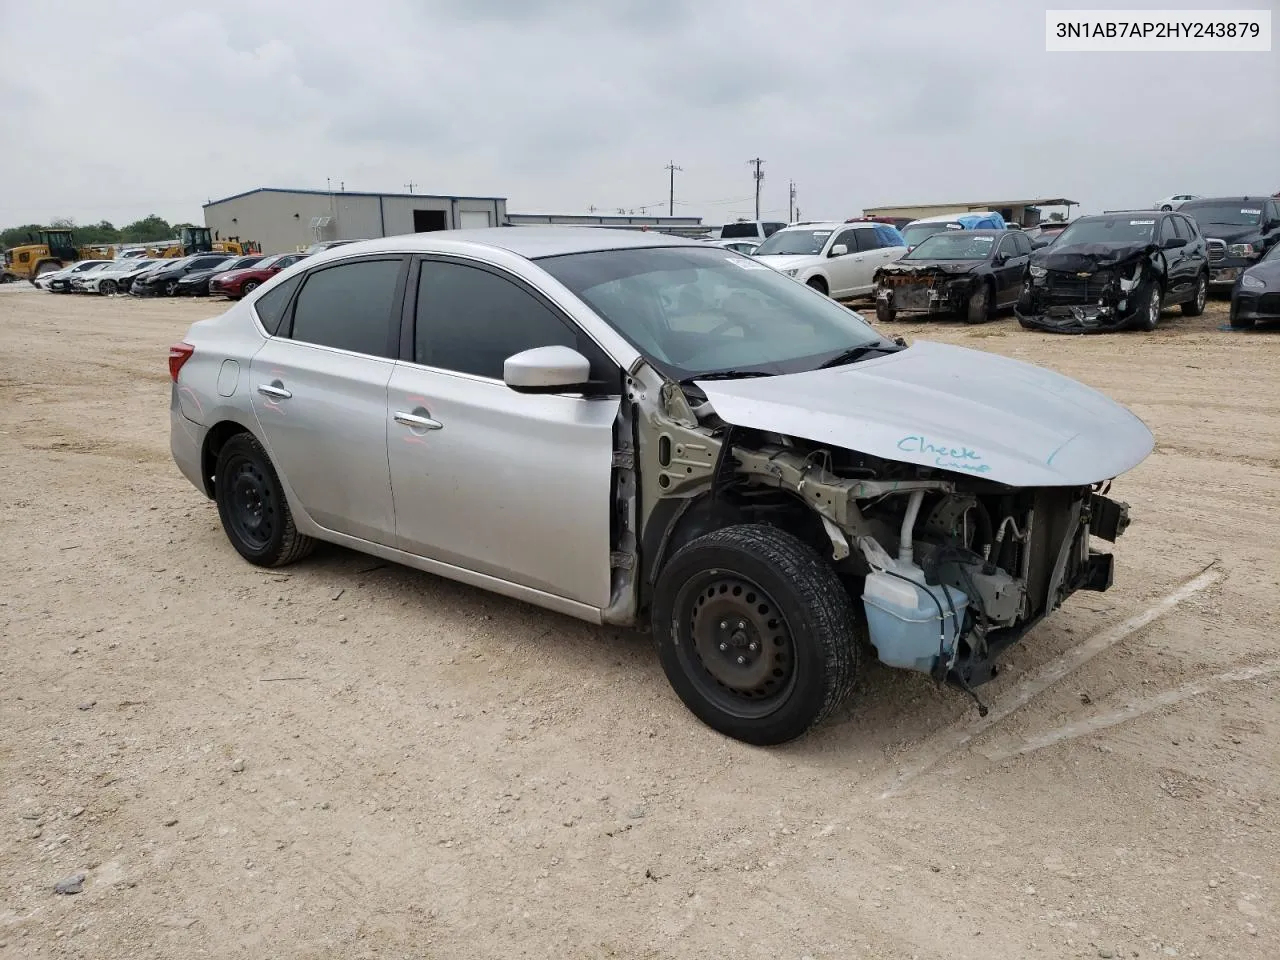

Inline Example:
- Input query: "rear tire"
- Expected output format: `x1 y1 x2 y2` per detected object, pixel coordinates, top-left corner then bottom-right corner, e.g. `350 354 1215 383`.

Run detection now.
964 282 992 324
214 433 316 568
652 524 861 745
1180 272 1207 316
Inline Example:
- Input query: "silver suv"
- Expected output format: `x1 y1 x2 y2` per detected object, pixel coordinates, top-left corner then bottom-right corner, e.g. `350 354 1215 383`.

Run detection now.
169 228 1153 744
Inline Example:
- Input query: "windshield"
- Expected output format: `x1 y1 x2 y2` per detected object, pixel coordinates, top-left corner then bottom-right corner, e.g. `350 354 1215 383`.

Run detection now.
902 222 962 247
538 246 882 380
1180 202 1262 227
755 228 833 256
1053 217 1156 246
904 232 996 260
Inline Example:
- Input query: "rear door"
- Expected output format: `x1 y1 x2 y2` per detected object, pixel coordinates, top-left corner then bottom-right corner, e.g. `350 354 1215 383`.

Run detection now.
385 256 620 609
248 255 406 545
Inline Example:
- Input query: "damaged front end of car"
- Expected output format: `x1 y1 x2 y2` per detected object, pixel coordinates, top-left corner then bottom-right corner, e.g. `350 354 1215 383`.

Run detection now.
606 344 1151 711
875 262 982 318
1016 244 1161 334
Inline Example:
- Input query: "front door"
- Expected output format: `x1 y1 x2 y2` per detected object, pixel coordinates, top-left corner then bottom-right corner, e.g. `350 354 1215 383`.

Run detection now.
248 256 406 545
387 257 620 608
993 234 1029 307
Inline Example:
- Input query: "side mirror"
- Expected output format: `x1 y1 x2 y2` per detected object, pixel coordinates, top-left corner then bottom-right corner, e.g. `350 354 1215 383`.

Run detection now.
1163 236 1187 250
504 345 591 394
829 244 849 257
992 253 1007 265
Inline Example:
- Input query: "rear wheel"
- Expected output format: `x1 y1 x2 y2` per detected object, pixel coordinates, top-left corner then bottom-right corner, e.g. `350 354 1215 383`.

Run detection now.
214 433 316 568
652 524 861 745
1180 272 1207 316
99 279 117 296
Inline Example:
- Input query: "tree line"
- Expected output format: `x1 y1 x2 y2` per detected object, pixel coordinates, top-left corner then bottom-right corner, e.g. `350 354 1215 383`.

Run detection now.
1 215 198 250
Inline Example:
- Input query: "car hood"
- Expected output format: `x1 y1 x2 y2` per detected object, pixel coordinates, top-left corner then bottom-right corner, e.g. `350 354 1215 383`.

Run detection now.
879 259 985 277
1243 258 1280 287
695 339 1154 488
754 254 822 271
1034 241 1155 273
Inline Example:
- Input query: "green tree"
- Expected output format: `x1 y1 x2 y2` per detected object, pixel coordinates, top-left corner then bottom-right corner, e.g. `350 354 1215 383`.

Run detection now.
120 215 174 242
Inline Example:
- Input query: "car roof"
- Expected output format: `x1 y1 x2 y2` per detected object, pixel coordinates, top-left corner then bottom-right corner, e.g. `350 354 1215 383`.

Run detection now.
921 228 1008 238
311 227 706 261
777 220 876 231
908 212 999 224
1179 196 1267 205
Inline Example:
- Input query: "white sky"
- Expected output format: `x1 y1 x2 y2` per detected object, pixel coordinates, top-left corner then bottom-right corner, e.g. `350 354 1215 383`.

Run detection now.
1 0 1276 227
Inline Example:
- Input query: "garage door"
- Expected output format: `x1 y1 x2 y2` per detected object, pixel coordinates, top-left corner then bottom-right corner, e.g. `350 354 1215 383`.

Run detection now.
458 211 492 229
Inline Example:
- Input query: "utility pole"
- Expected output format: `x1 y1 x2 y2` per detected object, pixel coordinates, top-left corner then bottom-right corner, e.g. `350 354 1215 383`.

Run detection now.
664 161 683 216
788 180 797 222
404 181 416 194
748 158 765 220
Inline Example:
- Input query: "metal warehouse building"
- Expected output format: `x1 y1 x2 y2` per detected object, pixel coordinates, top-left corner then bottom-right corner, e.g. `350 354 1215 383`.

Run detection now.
203 187 509 254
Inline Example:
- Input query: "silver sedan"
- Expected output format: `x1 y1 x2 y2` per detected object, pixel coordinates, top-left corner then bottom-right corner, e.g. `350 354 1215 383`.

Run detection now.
170 228 1153 744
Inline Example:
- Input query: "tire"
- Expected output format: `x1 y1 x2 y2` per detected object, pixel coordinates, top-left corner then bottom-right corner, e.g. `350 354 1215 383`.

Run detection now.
964 282 992 324
1136 281 1162 331
100 279 117 296
1180 272 1207 316
652 523 861 745
214 433 316 568
806 276 828 297
875 299 896 323
1161 204 1173 211
240 279 260 296
1229 300 1255 330
164 280 179 296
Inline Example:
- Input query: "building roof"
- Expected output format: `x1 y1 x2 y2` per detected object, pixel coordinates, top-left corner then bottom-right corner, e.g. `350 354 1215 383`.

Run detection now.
865 197 1077 212
304 226 704 262
204 186 507 207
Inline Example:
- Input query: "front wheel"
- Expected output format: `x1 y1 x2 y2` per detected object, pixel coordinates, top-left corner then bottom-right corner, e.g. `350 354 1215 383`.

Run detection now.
214 433 316 568
964 282 992 324
164 280 179 296
1229 300 1255 329
652 524 861 745
100 279 117 296
1180 272 1207 316
875 299 896 323
1136 282 1162 331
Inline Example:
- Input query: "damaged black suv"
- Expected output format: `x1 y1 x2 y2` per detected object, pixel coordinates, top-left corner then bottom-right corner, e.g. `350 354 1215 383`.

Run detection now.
1016 210 1209 333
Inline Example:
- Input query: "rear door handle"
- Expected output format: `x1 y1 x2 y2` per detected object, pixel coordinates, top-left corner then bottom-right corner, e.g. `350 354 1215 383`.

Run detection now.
394 411 443 430
258 383 292 399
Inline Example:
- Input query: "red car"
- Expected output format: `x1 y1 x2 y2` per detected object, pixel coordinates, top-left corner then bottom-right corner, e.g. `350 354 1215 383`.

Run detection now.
209 252 308 299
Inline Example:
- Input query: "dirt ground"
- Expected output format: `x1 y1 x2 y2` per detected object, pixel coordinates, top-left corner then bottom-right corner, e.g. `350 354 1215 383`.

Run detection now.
1 282 1278 960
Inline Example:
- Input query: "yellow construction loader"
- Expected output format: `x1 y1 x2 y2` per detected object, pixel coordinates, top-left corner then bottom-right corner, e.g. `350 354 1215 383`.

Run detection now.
1 229 102 284
150 227 261 259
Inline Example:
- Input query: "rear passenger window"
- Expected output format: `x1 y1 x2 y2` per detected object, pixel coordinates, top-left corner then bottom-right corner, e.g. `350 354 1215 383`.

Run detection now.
288 259 402 357
253 274 303 336
415 260 612 382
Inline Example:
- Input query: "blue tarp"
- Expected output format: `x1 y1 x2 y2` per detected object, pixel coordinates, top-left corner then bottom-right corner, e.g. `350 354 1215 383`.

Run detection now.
953 212 1007 230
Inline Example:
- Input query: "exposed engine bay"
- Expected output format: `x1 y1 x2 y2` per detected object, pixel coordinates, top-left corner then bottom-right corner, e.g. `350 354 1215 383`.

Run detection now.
608 357 1133 708
1017 241 1164 333
875 262 983 317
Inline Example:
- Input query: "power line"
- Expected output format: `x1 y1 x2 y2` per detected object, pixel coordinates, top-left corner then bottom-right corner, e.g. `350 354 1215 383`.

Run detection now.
663 161 683 216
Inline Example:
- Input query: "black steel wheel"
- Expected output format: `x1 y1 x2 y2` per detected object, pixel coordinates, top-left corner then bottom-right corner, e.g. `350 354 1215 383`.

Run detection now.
652 524 861 745
1181 272 1208 316
214 433 315 567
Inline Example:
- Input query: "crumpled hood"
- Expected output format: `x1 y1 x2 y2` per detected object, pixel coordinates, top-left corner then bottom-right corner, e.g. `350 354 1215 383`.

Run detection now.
754 254 821 271
696 340 1154 487
879 259 984 278
1035 242 1154 273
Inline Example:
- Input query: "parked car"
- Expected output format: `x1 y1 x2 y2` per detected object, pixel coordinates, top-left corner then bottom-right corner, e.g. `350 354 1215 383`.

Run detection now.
717 220 787 242
73 258 158 295
174 255 267 297
133 253 235 297
753 221 908 298
709 238 760 255
209 252 308 299
900 212 1007 252
1229 239 1280 329
1178 196 1280 292
1016 210 1209 333
1154 194 1201 211
873 229 1033 323
168 228 1152 744
1027 221 1071 249
45 260 113 292
114 258 165 294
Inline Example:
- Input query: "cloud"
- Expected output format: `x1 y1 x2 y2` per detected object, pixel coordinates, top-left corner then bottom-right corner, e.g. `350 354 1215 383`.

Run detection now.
0 0 1275 229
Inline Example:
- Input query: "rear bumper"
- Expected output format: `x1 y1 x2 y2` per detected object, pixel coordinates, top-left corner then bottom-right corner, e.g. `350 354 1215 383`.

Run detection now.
169 386 209 497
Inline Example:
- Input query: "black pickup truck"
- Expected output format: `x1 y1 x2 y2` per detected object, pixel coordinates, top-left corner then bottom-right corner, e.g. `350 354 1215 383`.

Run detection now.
1179 196 1280 293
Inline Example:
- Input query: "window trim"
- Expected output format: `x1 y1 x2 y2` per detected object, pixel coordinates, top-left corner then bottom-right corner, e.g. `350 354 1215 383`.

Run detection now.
278 254 410 359
399 253 625 393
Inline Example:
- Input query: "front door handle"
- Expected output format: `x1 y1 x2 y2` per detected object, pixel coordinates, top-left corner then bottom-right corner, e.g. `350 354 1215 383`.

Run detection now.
258 383 292 399
394 410 443 431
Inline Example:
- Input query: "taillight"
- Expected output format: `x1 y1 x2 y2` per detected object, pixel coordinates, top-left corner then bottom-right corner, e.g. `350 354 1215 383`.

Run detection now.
169 342 194 382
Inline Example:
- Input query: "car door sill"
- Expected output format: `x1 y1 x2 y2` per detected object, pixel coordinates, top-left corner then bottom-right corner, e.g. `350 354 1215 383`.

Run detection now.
306 526 607 625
